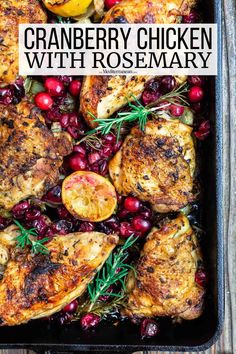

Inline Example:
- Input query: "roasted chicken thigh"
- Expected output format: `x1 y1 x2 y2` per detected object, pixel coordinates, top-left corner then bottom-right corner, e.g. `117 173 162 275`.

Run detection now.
80 0 195 127
0 0 47 83
124 215 205 320
0 226 118 326
0 101 73 211
109 119 195 213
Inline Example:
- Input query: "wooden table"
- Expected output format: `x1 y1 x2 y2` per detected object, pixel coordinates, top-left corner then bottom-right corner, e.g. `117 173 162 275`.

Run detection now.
0 1 235 353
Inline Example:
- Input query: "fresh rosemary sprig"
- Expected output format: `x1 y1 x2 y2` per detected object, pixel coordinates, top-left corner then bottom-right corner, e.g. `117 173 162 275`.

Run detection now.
74 295 126 320
87 235 137 312
76 134 103 150
87 83 189 140
14 220 49 255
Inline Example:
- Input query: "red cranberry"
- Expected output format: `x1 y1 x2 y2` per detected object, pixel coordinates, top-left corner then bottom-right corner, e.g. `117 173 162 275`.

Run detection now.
32 216 50 237
169 104 185 117
25 207 41 221
50 220 73 235
88 152 101 165
142 91 161 106
104 215 120 232
68 153 87 171
118 208 131 219
57 205 71 219
13 83 25 98
120 222 136 238
63 299 78 313
113 141 122 153
142 78 161 105
124 196 141 212
90 163 100 174
132 216 151 233
194 120 210 140
160 76 176 93
12 201 30 219
98 285 114 302
67 126 85 139
0 87 14 105
140 318 159 339
43 185 62 204
140 206 153 219
69 80 82 96
182 11 200 23
195 270 208 287
60 113 70 128
44 77 64 97
105 0 121 9
68 113 80 127
80 313 100 330
116 193 124 204
101 145 113 158
46 107 61 122
188 86 204 103
79 222 95 232
102 133 116 145
57 76 73 85
188 76 205 87
73 144 86 156
11 83 25 103
99 160 108 176
35 92 54 110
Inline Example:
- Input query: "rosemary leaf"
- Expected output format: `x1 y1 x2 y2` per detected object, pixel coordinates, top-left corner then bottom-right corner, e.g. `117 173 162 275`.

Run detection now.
87 235 137 311
14 220 49 255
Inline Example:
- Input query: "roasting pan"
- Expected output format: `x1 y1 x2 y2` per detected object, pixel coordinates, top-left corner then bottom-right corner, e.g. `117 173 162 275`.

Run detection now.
0 0 224 351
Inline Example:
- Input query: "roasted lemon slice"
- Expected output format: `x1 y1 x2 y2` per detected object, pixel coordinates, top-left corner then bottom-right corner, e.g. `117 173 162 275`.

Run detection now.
42 0 93 17
62 171 117 222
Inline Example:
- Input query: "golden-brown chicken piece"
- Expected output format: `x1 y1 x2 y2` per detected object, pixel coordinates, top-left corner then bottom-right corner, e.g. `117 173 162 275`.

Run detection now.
0 101 73 211
80 0 195 127
0 0 47 84
109 119 195 213
124 215 205 320
0 226 119 326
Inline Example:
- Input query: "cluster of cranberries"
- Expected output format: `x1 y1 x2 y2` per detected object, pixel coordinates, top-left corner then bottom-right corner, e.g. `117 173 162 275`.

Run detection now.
11 198 74 239
35 77 81 111
0 80 25 105
67 133 122 176
34 76 87 141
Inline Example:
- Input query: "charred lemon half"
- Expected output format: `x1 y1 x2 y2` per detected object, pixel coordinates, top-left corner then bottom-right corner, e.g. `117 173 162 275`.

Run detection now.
62 171 117 222
42 0 93 17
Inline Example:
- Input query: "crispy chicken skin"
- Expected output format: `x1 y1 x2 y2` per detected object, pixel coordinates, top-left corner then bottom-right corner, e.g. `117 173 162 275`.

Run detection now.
80 0 195 127
124 215 205 320
0 101 73 211
0 0 47 84
0 227 119 326
109 119 195 213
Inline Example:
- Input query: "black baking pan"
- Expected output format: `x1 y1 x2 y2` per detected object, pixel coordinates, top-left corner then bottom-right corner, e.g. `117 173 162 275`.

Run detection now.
0 0 224 351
